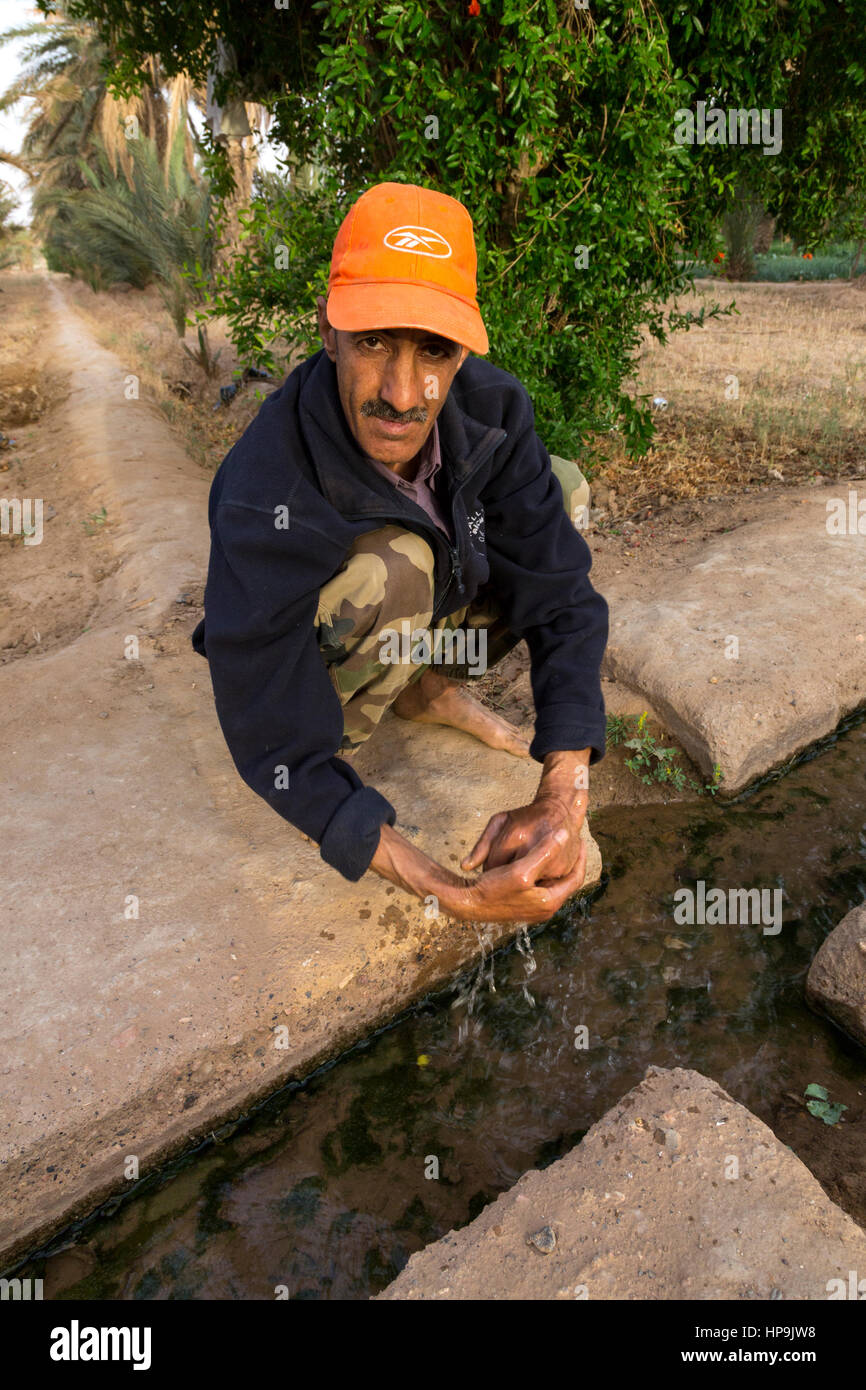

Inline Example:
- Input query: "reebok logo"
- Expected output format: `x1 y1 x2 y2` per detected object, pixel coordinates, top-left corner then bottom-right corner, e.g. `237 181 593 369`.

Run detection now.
383 225 452 258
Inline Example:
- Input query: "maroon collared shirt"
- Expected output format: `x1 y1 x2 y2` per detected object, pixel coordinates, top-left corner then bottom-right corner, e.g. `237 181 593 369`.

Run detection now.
363 420 453 541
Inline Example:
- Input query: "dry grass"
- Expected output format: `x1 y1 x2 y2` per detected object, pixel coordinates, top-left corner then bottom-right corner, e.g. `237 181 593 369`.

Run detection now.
59 273 866 512
592 276 866 509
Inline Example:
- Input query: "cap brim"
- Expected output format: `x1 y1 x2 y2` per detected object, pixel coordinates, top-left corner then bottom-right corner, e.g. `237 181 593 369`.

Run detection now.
327 281 488 355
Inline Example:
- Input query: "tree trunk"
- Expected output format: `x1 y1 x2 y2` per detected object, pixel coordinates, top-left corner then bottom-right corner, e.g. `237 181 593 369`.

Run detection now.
214 107 260 274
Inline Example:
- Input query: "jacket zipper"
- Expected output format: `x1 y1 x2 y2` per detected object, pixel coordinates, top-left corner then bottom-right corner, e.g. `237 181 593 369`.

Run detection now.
340 428 502 621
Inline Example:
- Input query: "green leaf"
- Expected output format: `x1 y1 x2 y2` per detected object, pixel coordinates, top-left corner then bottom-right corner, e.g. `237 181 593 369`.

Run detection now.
805 1097 847 1125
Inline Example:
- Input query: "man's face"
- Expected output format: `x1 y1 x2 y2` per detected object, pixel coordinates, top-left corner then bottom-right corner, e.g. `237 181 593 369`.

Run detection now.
316 295 469 467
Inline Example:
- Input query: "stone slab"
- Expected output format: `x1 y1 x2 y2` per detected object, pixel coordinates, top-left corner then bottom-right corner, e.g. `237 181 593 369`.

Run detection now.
601 491 866 791
806 903 866 1049
378 1066 866 1300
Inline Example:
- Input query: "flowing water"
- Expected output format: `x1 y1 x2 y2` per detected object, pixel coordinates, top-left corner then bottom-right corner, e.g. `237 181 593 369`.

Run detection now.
15 716 866 1300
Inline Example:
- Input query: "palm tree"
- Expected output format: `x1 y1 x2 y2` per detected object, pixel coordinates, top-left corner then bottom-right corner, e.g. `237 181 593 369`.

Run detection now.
41 122 212 332
1 5 270 273
0 3 201 227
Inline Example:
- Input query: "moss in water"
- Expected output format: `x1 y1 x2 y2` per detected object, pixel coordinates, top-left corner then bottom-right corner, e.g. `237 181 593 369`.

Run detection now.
466 1189 495 1222
330 1208 358 1238
469 991 547 1055
394 1194 438 1243
658 983 718 1035
362 1245 400 1288
788 785 832 807
193 1174 235 1248
160 1247 191 1280
593 840 630 880
601 963 651 1006
345 1058 428 1133
132 1268 162 1299
277 1175 326 1228
320 1094 384 1175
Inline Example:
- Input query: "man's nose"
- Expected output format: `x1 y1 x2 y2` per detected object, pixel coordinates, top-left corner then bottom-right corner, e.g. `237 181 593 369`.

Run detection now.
379 351 421 416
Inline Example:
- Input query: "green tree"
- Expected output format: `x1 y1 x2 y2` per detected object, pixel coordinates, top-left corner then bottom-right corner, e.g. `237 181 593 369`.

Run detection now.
53 0 866 454
0 5 200 212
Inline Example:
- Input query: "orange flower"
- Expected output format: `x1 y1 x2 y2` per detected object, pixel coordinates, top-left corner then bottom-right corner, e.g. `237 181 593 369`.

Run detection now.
468 0 480 12
802 251 813 259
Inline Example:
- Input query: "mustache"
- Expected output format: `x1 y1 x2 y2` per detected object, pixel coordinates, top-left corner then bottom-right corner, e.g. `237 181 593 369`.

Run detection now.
361 399 428 424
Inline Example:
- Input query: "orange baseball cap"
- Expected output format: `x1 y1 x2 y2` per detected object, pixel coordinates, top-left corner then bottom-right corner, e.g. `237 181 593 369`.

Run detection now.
326 182 489 355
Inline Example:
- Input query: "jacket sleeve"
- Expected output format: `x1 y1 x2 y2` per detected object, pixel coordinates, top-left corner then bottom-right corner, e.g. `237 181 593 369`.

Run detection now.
200 500 395 881
480 417 609 764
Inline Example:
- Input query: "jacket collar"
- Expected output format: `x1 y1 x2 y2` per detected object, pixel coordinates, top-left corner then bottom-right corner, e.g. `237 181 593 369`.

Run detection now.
297 349 505 516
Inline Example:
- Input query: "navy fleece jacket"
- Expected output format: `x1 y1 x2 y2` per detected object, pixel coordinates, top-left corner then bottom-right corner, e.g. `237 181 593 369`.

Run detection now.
192 348 608 882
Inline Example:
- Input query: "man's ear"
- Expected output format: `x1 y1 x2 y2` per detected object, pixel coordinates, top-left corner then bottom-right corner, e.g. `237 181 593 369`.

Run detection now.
317 295 338 361
456 346 470 371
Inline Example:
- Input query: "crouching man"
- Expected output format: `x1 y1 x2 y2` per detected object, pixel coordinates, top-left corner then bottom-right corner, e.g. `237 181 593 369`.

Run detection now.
192 182 608 924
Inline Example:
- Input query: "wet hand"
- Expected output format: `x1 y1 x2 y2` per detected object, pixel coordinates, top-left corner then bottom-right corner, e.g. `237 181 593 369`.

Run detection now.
460 793 586 881
445 832 587 924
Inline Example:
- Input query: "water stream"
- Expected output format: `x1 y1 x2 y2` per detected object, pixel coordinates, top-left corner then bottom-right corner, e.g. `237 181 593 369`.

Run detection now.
16 715 866 1300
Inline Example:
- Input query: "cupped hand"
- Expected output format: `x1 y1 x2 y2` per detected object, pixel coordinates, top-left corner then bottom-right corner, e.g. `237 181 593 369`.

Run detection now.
444 831 587 924
461 793 586 881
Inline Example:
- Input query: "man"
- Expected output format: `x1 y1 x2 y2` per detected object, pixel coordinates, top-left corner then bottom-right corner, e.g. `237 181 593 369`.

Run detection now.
192 182 608 924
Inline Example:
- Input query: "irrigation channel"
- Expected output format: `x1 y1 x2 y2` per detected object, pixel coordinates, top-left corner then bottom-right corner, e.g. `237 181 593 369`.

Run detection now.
13 713 866 1300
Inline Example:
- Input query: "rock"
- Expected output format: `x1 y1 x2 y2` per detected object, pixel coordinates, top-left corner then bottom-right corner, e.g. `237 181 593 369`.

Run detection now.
806 903 866 1048
653 1125 680 1153
527 1225 556 1254
601 486 866 791
376 1067 866 1300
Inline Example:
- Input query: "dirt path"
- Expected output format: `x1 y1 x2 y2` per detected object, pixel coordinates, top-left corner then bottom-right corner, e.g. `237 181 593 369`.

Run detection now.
0 273 604 1266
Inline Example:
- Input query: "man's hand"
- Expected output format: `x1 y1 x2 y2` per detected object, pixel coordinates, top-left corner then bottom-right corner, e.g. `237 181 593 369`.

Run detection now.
370 821 586 924
449 832 587 923
368 748 592 924
461 748 591 882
